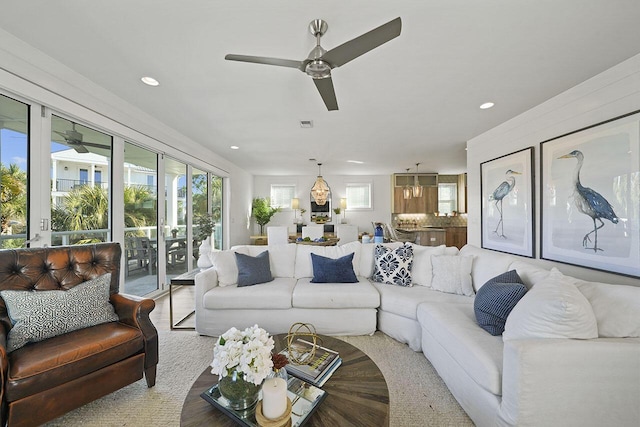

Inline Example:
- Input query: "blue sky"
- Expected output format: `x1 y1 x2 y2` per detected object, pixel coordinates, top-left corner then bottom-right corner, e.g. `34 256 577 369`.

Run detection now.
1 128 71 171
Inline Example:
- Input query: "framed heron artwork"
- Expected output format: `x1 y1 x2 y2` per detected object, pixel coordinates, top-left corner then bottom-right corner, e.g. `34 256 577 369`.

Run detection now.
481 147 535 257
541 110 640 278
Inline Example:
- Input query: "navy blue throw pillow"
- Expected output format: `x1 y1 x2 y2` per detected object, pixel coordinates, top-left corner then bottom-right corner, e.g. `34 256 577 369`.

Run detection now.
235 251 273 287
310 252 358 283
474 270 527 335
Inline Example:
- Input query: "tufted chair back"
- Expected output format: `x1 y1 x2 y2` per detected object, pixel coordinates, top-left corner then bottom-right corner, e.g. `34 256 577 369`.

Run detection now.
0 242 121 335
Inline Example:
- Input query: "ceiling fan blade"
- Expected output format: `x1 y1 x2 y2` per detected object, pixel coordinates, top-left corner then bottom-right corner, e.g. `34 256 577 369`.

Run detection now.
69 143 89 153
79 141 111 150
225 54 304 70
321 17 401 68
313 77 339 111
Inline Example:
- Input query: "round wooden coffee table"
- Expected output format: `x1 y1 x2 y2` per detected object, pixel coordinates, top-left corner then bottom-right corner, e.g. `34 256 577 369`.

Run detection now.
180 334 389 426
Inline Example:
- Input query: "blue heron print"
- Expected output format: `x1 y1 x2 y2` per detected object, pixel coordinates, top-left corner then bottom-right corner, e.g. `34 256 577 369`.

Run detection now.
489 169 521 238
558 150 619 252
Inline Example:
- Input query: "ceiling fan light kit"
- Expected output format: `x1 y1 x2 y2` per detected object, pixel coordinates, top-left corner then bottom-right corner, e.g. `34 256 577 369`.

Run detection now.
225 17 402 111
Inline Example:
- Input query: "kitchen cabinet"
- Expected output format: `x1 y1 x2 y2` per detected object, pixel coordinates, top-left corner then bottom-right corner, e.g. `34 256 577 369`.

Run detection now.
393 186 437 213
445 227 467 249
457 173 467 213
416 229 446 246
392 171 438 214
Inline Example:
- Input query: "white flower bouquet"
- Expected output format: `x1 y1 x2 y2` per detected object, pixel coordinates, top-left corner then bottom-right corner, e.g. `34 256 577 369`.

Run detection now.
210 324 275 385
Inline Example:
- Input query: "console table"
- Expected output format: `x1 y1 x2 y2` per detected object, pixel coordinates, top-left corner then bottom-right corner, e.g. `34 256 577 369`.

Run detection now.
169 269 200 330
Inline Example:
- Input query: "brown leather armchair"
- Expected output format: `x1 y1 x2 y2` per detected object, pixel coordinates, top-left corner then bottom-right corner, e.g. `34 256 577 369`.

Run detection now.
0 243 158 427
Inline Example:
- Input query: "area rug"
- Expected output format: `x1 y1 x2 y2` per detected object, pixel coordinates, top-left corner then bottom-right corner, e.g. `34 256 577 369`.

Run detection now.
44 331 472 426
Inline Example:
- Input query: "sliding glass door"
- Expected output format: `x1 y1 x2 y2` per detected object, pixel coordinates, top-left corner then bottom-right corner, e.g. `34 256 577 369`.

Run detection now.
165 157 188 279
123 142 159 296
0 94 28 249
50 115 113 246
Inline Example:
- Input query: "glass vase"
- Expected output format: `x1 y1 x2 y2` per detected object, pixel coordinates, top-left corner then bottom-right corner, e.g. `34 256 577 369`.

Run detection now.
218 369 261 410
268 367 289 383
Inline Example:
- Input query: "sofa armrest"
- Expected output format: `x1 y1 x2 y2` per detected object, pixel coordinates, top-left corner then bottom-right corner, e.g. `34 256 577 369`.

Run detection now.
498 337 640 427
194 267 218 328
0 324 8 426
110 293 158 370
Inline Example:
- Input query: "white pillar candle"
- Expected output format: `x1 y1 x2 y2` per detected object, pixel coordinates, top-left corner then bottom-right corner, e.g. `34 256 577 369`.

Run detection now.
262 377 287 419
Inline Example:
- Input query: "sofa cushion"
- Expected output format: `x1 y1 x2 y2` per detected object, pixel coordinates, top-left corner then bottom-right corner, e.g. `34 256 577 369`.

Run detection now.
235 251 273 287
293 277 380 309
417 301 504 396
210 249 245 287
507 260 554 289
1 273 119 352
573 279 640 338
430 255 474 296
459 245 514 291
6 322 143 401
243 244 296 278
202 277 296 309
310 253 358 283
503 276 598 341
372 244 414 287
359 242 403 278
474 270 527 335
410 244 446 287
294 241 361 278
374 282 472 320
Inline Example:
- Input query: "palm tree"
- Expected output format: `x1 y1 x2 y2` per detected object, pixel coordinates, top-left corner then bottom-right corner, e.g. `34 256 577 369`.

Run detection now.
0 163 27 246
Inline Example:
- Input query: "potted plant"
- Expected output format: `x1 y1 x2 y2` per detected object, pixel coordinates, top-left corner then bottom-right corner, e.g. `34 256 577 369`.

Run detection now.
252 197 281 235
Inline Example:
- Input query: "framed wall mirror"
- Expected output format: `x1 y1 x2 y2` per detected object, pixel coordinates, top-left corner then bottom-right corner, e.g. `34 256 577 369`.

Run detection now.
310 195 331 223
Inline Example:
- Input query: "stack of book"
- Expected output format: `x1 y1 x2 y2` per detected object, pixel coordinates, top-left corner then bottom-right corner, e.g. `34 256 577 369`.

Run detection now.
279 338 342 387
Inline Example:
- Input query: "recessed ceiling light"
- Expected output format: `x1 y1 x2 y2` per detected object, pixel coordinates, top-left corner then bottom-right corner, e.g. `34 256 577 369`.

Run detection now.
230 145 239 150
141 76 159 86
347 160 364 164
479 102 494 109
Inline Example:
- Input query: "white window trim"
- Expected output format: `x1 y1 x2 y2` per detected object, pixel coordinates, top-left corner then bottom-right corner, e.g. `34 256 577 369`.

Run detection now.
270 184 297 210
345 182 373 210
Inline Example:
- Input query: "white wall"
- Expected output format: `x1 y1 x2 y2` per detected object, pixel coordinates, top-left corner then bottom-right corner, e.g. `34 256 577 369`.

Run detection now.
253 174 393 237
467 53 640 287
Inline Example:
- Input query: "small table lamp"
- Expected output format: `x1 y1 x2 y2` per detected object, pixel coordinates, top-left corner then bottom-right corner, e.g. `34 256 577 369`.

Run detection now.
340 198 347 223
291 198 300 223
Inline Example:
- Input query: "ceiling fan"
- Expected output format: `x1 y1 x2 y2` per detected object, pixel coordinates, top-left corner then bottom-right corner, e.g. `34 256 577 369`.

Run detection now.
53 123 110 153
225 17 402 111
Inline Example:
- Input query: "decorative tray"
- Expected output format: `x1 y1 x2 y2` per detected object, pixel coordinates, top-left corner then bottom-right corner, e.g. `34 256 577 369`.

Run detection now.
201 376 326 427
290 238 339 246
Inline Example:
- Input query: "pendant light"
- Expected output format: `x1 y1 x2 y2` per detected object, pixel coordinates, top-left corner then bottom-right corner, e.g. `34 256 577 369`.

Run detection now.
413 163 423 198
403 168 413 199
311 163 330 205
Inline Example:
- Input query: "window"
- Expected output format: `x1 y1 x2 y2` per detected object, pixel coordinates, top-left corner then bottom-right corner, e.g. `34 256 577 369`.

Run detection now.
438 183 457 215
94 170 102 186
270 184 296 209
79 168 88 185
346 183 372 209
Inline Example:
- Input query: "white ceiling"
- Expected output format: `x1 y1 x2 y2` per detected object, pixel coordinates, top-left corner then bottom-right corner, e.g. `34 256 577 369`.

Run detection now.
1 1 640 176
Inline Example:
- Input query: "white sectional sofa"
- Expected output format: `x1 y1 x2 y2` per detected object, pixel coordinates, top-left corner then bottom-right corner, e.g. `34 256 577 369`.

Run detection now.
195 241 640 426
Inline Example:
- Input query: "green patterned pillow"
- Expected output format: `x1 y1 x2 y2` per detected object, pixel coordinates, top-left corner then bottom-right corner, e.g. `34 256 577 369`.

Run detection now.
0 273 119 352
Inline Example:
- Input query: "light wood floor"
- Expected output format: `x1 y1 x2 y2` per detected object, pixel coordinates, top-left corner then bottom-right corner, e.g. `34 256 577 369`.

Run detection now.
149 285 196 332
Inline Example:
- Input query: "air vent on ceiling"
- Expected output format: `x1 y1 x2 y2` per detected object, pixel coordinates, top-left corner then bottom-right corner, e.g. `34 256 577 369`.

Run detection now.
300 120 314 128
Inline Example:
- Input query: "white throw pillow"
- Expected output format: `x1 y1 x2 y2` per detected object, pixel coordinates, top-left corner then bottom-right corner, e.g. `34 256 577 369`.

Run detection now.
210 248 247 287
459 245 514 291
430 254 474 296
574 279 640 338
410 244 446 287
503 277 598 341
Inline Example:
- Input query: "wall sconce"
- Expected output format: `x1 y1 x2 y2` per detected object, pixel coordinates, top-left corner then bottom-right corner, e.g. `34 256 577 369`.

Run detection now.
340 198 347 223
